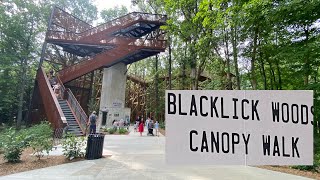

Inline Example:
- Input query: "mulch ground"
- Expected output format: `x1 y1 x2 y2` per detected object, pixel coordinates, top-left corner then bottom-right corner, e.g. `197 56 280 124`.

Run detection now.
159 128 165 136
258 166 320 179
0 148 84 176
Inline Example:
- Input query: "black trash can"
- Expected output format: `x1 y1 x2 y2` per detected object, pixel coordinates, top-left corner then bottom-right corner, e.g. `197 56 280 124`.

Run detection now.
86 133 105 160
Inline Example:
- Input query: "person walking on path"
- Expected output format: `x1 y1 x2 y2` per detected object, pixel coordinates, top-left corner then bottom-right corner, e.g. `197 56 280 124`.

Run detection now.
49 70 57 88
88 111 97 134
145 117 150 129
138 120 144 136
154 121 159 137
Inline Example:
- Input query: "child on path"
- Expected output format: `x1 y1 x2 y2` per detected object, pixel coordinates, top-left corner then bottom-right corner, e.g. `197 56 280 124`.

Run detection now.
154 121 159 136
134 121 137 132
138 121 144 136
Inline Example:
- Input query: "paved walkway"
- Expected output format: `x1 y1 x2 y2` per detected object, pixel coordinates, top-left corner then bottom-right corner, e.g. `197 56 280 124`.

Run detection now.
0 127 312 180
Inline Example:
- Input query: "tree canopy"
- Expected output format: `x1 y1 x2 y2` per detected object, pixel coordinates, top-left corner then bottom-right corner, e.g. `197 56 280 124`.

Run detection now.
0 1 319 164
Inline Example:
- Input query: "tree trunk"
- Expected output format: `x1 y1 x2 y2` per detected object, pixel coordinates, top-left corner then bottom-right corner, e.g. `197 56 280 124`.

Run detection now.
88 71 96 112
181 42 187 90
224 26 232 90
269 68 274 90
155 54 159 120
168 37 172 90
17 58 27 129
304 26 310 86
190 44 197 90
17 15 35 129
251 26 259 90
267 61 277 90
259 46 267 90
231 26 240 90
191 67 197 90
276 61 282 90
260 59 267 90
182 62 186 90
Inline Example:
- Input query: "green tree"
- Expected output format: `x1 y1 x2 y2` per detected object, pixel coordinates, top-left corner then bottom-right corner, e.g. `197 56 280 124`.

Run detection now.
100 5 128 22
0 0 44 128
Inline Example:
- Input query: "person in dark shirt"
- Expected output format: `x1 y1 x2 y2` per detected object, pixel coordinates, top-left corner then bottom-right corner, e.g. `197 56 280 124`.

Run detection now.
49 69 57 88
89 111 97 134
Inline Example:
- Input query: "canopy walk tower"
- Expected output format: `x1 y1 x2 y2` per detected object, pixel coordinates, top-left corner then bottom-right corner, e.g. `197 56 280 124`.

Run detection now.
30 7 166 135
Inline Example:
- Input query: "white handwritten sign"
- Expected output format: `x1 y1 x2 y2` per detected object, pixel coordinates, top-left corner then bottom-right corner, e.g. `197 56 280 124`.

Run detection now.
165 90 313 165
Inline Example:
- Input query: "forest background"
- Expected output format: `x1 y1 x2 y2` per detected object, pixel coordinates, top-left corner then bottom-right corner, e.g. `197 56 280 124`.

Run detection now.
0 0 320 167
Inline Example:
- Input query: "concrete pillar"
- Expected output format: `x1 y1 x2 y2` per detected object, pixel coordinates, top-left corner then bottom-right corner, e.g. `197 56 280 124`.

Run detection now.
98 63 131 130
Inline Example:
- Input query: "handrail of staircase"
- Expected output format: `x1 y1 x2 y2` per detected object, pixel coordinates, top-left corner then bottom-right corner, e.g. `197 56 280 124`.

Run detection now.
46 31 167 49
56 75 88 135
57 38 166 83
38 67 67 128
55 75 66 99
50 7 93 33
46 12 167 40
79 12 167 37
65 89 88 135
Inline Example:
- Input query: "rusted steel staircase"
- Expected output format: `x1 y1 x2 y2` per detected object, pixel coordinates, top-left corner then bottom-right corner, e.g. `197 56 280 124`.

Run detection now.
46 8 166 83
31 7 166 135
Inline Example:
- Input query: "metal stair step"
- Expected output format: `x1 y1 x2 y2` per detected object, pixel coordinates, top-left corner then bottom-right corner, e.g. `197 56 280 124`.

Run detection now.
69 126 80 128
67 121 78 124
67 121 78 123
65 114 74 116
66 118 76 121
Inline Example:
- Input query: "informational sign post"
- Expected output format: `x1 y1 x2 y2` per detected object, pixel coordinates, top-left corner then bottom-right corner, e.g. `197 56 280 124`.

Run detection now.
165 90 313 165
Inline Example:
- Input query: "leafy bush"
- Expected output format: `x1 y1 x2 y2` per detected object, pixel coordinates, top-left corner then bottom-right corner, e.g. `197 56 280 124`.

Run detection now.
291 165 316 171
107 128 116 134
0 134 3 154
26 122 53 160
118 128 128 134
159 121 165 130
102 127 108 132
1 128 28 162
62 133 86 160
1 122 53 162
0 143 3 154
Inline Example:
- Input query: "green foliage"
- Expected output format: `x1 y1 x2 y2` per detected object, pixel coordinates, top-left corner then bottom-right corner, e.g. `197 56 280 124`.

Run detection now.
62 133 86 160
0 122 53 162
0 0 98 126
107 128 116 134
53 0 98 23
0 141 3 154
159 121 165 130
1 128 28 163
291 165 317 172
100 5 127 22
25 122 53 160
102 127 108 132
118 128 128 134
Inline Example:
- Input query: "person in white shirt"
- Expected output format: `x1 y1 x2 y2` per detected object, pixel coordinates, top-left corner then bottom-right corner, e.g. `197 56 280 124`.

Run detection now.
119 119 124 128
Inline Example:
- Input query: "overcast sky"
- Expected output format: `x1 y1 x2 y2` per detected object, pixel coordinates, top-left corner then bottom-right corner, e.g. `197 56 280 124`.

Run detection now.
94 0 132 12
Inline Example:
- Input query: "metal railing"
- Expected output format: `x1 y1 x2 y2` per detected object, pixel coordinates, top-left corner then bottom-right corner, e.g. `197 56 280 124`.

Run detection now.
37 68 67 128
56 75 88 135
46 12 167 41
46 31 166 51
50 7 93 33
65 88 88 134
79 12 167 37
